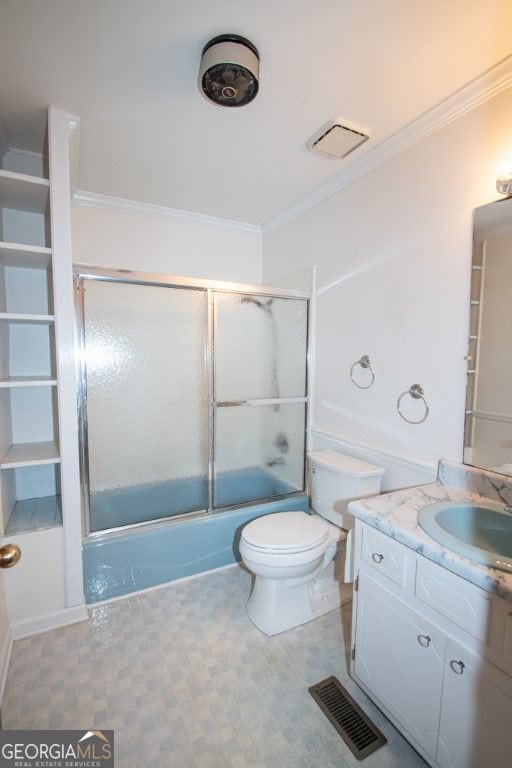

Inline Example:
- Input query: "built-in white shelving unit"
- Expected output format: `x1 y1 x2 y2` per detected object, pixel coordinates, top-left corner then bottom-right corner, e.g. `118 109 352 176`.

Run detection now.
0 108 86 637
0 137 61 538
0 441 60 469
0 312 55 323
0 169 49 213
0 242 52 268
0 376 57 388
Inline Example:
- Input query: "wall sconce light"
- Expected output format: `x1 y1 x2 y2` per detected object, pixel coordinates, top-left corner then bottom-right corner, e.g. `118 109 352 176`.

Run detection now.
496 156 512 195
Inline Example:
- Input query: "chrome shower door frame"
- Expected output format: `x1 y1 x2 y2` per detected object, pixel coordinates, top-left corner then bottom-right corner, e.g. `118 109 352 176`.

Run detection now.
210 288 310 512
74 266 311 540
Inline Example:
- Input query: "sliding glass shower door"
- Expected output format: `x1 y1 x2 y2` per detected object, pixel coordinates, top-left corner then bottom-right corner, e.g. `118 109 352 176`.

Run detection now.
213 292 308 508
81 278 209 532
78 274 309 535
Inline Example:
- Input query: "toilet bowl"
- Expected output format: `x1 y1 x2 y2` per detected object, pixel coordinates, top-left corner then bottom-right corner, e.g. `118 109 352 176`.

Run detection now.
240 450 384 635
240 510 344 635
240 511 336 579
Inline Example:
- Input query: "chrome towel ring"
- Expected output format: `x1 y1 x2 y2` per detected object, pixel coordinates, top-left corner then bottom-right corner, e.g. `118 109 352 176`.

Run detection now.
350 355 375 389
397 384 429 424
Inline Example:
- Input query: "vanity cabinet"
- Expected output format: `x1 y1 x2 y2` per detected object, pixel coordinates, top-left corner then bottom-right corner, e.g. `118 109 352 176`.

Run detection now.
437 638 512 768
351 520 512 768
354 571 445 758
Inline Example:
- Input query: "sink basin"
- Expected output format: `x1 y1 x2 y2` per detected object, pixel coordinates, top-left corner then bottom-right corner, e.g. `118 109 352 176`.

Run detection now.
417 502 512 572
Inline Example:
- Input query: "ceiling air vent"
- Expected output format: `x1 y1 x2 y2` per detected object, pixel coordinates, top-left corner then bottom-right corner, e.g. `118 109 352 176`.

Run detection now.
307 119 370 160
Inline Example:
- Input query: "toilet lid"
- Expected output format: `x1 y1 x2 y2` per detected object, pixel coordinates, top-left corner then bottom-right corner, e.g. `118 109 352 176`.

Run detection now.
241 511 329 553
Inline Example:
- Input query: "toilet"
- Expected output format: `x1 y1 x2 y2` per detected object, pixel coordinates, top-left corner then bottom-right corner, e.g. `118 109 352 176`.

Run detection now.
239 450 384 635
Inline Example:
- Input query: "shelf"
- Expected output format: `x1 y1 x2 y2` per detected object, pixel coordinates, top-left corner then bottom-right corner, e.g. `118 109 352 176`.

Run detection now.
0 312 54 324
5 494 62 536
0 241 51 269
0 169 49 214
0 441 60 469
0 376 57 388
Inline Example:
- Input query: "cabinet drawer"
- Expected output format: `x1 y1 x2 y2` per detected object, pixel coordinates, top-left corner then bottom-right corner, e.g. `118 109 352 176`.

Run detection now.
361 526 407 588
415 557 491 642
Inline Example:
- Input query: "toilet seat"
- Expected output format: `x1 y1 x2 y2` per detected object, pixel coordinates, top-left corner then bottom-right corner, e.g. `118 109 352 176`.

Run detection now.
241 511 329 554
239 509 350 635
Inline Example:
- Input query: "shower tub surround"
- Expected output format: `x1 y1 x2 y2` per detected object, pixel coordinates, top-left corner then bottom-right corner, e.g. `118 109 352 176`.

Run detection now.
348 459 512 602
79 272 311 604
84 494 309 603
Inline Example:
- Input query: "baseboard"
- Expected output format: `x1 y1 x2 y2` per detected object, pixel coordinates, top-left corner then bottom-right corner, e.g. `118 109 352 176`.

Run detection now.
0 627 13 703
10 604 89 641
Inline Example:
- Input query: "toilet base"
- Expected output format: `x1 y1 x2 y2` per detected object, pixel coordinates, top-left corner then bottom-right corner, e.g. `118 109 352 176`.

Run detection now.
246 557 352 636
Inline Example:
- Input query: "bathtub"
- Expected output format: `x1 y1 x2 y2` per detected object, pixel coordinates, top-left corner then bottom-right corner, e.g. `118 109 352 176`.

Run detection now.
83 493 309 603
89 468 299 531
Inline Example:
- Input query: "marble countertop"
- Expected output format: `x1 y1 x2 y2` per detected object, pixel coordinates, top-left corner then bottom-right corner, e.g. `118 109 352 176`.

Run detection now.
348 480 512 604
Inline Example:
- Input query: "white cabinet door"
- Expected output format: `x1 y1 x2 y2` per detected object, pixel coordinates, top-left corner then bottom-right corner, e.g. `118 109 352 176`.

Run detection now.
437 638 512 768
354 570 446 758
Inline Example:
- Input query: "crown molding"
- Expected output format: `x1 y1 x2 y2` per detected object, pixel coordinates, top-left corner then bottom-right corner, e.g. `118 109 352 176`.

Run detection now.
262 54 512 237
72 189 262 238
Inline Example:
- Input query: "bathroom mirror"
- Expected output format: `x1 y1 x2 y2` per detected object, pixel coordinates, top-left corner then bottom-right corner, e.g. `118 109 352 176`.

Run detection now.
464 195 512 475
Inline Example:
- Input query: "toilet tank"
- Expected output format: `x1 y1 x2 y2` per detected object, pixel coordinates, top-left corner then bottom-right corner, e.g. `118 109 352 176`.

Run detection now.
308 450 384 529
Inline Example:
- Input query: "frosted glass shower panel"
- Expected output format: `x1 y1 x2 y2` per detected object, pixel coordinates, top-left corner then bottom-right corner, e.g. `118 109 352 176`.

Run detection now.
213 403 306 508
83 280 209 531
214 293 308 401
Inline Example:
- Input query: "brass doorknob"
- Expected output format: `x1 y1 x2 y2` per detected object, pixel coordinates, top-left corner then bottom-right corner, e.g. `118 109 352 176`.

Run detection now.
0 544 21 568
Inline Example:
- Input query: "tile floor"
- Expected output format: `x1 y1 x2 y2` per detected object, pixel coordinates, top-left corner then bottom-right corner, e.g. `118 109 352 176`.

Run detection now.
3 566 428 768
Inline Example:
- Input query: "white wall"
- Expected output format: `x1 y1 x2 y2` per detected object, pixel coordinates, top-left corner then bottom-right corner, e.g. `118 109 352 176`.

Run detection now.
263 87 512 491
71 203 263 284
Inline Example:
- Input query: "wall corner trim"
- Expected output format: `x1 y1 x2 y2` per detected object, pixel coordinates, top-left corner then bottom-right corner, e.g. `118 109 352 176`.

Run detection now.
262 54 512 237
72 190 263 239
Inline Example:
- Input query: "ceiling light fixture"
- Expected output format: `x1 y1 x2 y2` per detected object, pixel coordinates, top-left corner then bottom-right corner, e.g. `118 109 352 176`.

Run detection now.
199 34 259 108
496 156 512 195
